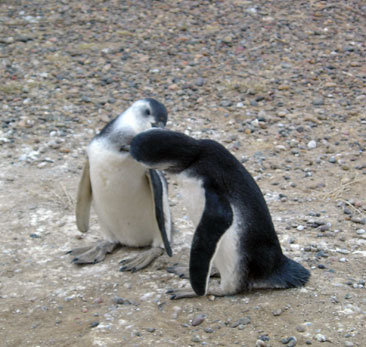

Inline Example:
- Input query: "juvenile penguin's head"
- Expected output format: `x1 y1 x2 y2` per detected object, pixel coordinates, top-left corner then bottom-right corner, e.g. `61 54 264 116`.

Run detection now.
118 98 168 132
97 98 168 151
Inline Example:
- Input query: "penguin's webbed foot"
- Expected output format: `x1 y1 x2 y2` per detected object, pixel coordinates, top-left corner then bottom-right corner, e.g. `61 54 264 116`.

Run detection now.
67 240 118 264
167 263 220 279
166 288 198 300
167 284 230 300
120 247 163 272
166 263 189 279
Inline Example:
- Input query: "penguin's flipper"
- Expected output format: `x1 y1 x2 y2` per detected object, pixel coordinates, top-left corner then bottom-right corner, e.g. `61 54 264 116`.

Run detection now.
75 159 92 233
146 169 172 257
189 188 233 296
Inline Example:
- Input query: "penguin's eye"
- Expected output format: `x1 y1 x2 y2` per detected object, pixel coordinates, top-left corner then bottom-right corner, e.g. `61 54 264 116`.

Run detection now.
145 109 151 116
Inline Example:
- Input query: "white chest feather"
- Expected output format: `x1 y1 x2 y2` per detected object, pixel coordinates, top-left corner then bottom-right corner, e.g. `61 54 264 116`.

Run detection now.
87 139 160 247
177 172 242 293
177 172 205 226
212 209 241 293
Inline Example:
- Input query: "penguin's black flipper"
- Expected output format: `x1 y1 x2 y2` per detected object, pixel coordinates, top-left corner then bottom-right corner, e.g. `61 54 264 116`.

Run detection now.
189 188 233 296
146 169 173 257
76 159 92 233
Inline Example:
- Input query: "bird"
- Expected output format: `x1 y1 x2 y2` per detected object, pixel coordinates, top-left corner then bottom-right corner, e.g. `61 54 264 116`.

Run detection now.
67 98 172 272
129 128 310 298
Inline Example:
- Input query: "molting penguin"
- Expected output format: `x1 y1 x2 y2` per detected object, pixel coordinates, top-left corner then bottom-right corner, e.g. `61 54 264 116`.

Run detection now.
130 129 310 299
68 99 172 271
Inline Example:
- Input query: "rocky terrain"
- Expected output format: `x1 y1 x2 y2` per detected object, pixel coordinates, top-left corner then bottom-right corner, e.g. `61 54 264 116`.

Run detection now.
0 0 365 346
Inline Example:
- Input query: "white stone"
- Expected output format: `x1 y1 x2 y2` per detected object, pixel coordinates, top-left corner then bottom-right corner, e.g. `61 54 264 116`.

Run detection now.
307 140 317 149
315 333 327 342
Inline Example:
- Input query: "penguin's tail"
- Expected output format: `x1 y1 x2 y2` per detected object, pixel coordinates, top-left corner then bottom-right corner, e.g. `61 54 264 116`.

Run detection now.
273 256 310 288
277 256 310 288
252 256 310 290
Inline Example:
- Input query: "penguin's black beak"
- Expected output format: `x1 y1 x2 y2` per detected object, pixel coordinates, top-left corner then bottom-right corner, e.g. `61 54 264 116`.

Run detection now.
152 121 165 128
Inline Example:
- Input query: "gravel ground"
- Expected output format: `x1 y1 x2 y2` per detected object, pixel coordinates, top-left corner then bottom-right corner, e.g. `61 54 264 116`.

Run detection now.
0 0 365 346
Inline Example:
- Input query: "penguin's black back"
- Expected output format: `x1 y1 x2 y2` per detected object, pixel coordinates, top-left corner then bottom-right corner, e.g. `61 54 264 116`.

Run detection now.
191 140 280 279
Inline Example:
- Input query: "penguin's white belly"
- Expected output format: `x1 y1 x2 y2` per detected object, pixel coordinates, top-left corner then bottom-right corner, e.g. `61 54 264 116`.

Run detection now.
177 171 241 293
177 172 206 226
212 209 241 293
87 141 160 247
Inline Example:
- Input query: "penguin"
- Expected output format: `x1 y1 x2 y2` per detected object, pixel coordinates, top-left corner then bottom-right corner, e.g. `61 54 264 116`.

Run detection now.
67 98 172 271
129 129 310 299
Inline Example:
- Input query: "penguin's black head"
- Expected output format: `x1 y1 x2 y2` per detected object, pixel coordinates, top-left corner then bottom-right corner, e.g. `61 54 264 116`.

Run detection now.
130 129 200 173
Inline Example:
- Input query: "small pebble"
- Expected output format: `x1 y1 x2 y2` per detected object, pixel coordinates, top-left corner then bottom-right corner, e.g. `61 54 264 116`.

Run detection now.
191 335 201 343
93 297 103 304
313 97 324 106
221 100 232 107
192 314 206 326
307 140 317 149
288 339 297 347
112 296 125 305
281 337 290 344
296 325 306 332
320 224 330 232
344 342 354 347
354 201 363 208
171 306 182 319
90 321 99 328
259 335 270 341
231 316 251 328
281 336 297 345
272 309 282 316
204 327 214 333
195 77 204 87
314 334 327 342
343 207 352 215
146 328 156 333
328 156 337 163
256 340 267 347
351 217 366 225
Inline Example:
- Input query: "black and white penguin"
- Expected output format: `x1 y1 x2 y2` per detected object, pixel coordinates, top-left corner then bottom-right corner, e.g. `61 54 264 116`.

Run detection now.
129 129 310 299
68 99 172 271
